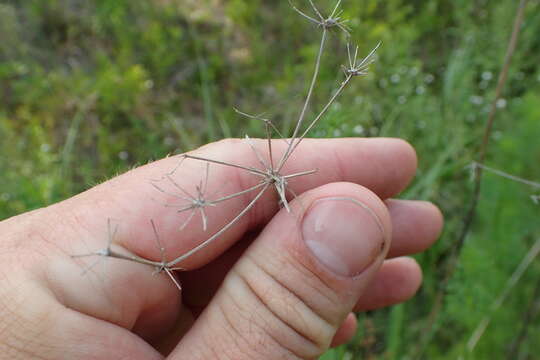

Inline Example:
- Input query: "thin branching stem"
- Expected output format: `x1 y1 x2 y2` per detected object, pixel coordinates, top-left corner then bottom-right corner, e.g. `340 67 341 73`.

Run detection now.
166 174 197 200
245 135 271 170
288 0 320 24
183 154 268 177
211 182 267 205
77 0 381 296
284 74 353 162
330 0 343 19
277 29 328 171
166 183 271 267
151 182 190 202
471 162 540 189
266 123 275 171
233 107 288 153
416 0 530 356
106 249 163 267
307 0 324 21
284 169 318 179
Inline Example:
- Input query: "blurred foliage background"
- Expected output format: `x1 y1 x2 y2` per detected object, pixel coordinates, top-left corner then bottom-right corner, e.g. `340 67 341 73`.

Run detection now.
1 0 540 358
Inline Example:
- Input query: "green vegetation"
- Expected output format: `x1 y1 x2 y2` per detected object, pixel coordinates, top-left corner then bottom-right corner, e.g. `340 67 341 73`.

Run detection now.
1 0 539 358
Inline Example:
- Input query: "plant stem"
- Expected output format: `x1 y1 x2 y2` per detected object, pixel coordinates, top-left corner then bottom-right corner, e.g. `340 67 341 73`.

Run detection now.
285 74 353 161
183 154 268 177
415 0 530 356
166 183 271 267
472 162 540 189
277 29 328 171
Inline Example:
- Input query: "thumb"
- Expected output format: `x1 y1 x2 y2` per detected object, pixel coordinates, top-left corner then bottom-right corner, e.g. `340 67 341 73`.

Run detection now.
169 182 391 360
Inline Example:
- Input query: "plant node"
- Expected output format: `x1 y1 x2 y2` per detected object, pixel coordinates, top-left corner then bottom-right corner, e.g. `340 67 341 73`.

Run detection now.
343 42 381 77
289 0 350 36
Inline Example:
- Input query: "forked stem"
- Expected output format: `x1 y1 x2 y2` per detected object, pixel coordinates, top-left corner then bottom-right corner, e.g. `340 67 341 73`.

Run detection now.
281 74 353 166
166 183 271 267
471 162 540 189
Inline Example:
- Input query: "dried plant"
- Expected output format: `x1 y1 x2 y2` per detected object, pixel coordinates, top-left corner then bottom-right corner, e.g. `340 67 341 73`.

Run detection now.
469 162 540 204
73 0 379 290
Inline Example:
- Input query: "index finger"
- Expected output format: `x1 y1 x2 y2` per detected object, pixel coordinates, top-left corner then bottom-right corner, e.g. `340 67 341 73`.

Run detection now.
56 137 417 268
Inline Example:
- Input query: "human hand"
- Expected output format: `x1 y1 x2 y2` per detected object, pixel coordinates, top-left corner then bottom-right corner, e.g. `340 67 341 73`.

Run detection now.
0 138 442 359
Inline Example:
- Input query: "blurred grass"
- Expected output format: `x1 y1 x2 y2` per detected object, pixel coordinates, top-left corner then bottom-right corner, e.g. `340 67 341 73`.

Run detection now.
1 0 540 358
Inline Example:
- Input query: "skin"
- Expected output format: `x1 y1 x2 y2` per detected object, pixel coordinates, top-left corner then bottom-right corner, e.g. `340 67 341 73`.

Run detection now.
0 138 443 359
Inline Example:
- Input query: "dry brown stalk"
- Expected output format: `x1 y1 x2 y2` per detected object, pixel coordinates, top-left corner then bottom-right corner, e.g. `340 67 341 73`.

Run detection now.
73 0 380 290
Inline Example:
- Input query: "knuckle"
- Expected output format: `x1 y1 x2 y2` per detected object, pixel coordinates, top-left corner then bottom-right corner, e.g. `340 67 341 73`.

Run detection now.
225 255 341 359
214 287 296 360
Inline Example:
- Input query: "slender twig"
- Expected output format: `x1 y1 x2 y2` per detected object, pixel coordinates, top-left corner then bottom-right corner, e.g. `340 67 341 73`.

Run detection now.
283 74 352 163
282 41 379 165
284 169 318 179
211 182 268 205
288 0 320 24
244 135 271 170
233 107 288 149
150 219 183 291
277 28 328 171
152 168 216 231
183 154 268 177
308 0 324 21
166 183 272 267
415 1 530 356
72 218 117 275
470 162 540 189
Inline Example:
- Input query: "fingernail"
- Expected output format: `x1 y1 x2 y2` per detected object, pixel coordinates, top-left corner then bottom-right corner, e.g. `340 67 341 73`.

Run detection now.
302 197 385 276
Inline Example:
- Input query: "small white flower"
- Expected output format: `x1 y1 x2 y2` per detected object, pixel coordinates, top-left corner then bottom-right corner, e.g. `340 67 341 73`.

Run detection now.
424 74 435 84
398 95 407 104
470 95 484 105
353 125 364 135
15 63 28 75
144 80 154 89
496 98 507 109
481 71 493 81
40 143 51 153
118 151 129 160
